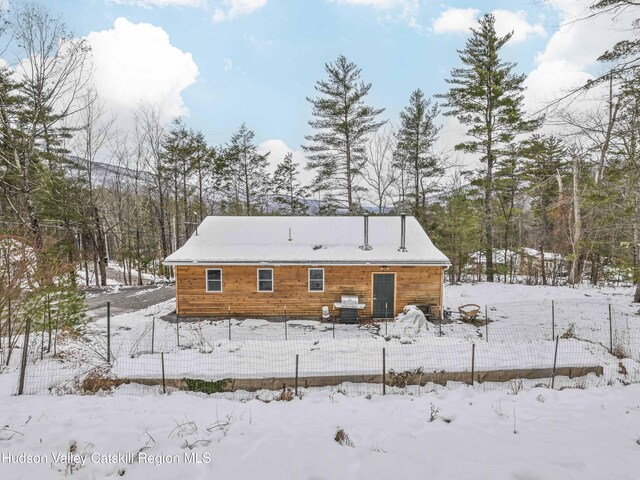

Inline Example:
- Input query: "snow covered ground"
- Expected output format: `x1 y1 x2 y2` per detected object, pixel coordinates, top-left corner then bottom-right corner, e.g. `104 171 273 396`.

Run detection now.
1 375 639 479
1 282 640 479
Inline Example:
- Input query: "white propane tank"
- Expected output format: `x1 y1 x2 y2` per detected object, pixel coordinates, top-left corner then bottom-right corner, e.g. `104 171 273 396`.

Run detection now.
322 306 330 320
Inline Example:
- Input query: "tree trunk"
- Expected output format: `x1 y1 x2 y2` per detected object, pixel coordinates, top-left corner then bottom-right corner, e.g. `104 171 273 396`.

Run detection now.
569 155 582 285
183 164 190 242
346 144 353 213
484 153 495 282
174 176 180 247
93 207 108 287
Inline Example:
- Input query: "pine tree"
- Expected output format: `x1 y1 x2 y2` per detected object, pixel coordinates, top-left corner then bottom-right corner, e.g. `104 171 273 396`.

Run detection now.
438 13 541 281
304 55 385 213
394 89 443 219
272 152 309 215
426 175 482 283
591 1 640 78
190 132 218 222
162 118 194 248
222 123 270 215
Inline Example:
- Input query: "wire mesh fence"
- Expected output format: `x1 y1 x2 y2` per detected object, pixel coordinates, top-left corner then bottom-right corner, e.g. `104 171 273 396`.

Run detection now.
3 297 640 397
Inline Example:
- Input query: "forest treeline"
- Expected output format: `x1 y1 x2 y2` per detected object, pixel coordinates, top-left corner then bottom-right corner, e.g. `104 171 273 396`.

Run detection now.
0 1 639 304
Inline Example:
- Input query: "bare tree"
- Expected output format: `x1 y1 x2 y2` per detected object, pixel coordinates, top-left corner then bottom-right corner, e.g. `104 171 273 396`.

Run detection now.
568 148 584 285
134 104 170 278
75 88 114 286
361 125 398 214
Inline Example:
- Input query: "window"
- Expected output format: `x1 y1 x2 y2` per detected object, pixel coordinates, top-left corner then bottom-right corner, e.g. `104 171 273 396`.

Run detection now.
206 269 222 292
257 268 273 292
308 268 324 292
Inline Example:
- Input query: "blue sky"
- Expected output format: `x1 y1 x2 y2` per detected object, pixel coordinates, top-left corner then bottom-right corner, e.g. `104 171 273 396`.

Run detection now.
4 0 630 175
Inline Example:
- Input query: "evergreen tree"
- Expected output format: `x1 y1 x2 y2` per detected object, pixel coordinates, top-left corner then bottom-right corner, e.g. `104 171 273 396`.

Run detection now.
190 133 218 222
394 89 443 219
272 152 309 215
591 0 640 78
162 118 194 248
426 175 482 283
438 13 541 281
222 123 270 215
303 55 385 213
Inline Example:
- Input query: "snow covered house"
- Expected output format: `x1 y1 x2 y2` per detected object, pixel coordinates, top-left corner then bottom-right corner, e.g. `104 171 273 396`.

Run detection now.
163 214 450 319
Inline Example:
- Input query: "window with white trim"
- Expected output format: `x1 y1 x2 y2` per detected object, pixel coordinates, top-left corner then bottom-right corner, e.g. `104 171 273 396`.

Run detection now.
257 268 273 292
206 269 222 292
308 268 324 292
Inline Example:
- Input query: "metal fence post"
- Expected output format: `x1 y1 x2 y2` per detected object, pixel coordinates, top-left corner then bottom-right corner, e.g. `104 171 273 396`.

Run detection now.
151 317 155 354
176 313 180 348
18 316 32 395
439 314 442 337
385 302 388 336
161 352 166 394
609 304 613 354
485 305 489 342
470 343 475 386
106 301 111 364
332 315 335 339
551 336 559 389
40 316 45 361
295 354 299 396
382 347 386 395
47 294 52 353
228 305 232 341
285 305 288 341
551 300 555 341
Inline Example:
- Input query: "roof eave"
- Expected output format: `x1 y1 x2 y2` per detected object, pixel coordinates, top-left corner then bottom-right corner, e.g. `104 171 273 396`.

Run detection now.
163 259 451 267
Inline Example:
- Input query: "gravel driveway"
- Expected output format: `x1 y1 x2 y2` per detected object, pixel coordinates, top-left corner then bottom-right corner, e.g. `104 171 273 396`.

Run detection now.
84 284 176 316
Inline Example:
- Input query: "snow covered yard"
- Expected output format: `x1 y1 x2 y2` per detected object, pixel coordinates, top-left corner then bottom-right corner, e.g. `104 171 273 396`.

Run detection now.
8 282 640 395
2 282 640 479
1 376 640 479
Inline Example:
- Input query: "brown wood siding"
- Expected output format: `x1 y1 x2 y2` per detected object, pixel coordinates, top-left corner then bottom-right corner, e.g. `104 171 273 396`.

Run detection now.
176 265 445 318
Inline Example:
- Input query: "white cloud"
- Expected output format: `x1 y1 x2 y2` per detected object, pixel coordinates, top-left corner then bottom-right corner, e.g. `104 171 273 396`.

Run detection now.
492 9 545 43
223 58 233 71
258 139 314 187
523 0 636 114
431 8 545 44
107 0 206 7
212 0 267 23
86 17 199 120
432 7 478 34
523 60 593 114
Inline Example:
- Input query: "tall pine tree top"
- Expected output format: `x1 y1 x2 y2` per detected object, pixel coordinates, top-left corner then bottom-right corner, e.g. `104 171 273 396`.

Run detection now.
303 55 385 213
394 88 443 216
437 13 541 282
438 13 540 159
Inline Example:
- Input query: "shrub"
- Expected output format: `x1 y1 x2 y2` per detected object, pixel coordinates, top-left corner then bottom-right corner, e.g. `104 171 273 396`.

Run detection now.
335 428 354 447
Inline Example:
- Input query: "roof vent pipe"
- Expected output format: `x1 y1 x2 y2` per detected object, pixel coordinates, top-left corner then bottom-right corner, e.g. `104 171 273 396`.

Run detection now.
398 213 408 252
359 213 373 251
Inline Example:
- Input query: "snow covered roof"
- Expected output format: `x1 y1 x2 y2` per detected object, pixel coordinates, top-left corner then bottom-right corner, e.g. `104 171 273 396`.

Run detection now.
164 215 450 266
